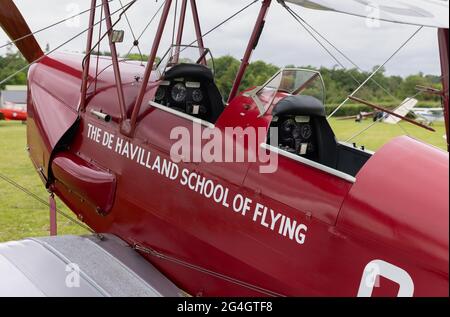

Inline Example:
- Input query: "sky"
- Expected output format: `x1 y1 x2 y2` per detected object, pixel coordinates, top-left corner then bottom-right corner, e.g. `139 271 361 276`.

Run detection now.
0 0 445 77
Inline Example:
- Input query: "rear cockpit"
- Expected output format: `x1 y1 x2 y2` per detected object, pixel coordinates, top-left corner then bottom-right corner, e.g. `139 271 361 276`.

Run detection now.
247 68 373 178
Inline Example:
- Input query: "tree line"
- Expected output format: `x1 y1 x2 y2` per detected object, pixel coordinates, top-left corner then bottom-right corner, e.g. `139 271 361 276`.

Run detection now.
1 51 442 108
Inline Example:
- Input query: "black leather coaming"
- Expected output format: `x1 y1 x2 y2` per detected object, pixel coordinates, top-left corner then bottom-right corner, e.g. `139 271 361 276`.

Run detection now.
272 95 326 117
163 63 214 82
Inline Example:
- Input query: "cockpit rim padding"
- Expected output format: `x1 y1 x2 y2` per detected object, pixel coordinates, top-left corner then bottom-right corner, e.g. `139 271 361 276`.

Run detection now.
273 95 326 117
163 63 214 82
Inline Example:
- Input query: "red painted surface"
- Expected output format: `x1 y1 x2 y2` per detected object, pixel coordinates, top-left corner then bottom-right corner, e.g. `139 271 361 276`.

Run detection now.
0 108 27 121
438 28 449 151
338 136 449 296
52 152 117 215
24 52 449 296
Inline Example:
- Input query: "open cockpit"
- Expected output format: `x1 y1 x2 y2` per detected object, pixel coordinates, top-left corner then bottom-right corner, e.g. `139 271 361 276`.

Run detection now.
247 68 373 178
151 45 225 124
150 46 372 179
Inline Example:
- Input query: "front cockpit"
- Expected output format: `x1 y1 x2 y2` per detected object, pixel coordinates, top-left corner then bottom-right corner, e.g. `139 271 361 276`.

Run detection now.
152 45 225 124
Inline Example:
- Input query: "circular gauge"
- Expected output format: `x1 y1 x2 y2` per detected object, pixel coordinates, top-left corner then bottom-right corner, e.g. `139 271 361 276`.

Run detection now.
300 124 312 139
155 87 165 101
171 83 187 103
192 89 203 103
281 119 300 138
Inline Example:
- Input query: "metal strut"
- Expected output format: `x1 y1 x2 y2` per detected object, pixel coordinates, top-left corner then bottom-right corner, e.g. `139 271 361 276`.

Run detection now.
228 0 272 103
0 172 98 237
49 192 57 236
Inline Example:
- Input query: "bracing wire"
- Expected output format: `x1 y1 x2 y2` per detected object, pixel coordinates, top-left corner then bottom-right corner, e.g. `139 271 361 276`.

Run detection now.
123 0 166 60
87 1 166 88
94 1 104 93
118 0 144 60
94 0 257 83
0 1 115 50
0 0 136 87
345 90 424 142
82 0 137 68
174 0 259 58
326 26 423 119
133 243 285 297
280 2 423 117
283 4 404 106
0 172 96 235
280 1 425 142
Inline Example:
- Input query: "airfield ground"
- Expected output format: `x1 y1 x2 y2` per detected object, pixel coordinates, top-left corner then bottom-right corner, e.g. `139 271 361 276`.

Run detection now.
0 119 447 242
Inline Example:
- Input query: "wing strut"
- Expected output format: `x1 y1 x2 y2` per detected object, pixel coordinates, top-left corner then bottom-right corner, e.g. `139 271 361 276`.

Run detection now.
228 0 272 103
438 28 449 151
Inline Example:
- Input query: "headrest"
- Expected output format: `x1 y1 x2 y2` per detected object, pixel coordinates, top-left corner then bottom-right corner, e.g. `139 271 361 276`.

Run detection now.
272 95 326 117
163 63 214 82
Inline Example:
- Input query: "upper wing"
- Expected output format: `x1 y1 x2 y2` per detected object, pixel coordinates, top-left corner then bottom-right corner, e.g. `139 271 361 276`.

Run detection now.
285 0 449 28
0 0 43 63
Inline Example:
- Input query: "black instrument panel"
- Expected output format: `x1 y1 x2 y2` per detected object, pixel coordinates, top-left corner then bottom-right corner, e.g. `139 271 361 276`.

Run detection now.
154 80 208 119
272 116 317 158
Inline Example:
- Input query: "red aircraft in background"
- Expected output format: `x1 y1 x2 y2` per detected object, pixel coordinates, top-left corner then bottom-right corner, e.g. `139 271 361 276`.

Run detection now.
0 101 27 122
0 0 448 297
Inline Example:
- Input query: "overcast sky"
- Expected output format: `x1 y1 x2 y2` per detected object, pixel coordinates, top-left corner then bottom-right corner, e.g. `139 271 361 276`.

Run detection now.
0 0 444 77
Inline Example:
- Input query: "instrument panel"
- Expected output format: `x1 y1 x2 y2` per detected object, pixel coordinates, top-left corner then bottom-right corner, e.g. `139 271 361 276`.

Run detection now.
154 80 207 118
276 116 316 157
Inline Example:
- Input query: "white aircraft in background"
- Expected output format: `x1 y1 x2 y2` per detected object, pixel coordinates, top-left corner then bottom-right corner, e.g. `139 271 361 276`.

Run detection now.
383 98 418 124
412 108 445 124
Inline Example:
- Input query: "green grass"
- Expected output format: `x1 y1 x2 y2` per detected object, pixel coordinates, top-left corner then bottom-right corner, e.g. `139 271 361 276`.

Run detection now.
329 118 447 151
0 121 87 242
0 119 447 242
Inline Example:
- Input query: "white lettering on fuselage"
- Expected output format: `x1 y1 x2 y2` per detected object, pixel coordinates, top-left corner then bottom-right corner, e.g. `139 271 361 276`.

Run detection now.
85 123 308 245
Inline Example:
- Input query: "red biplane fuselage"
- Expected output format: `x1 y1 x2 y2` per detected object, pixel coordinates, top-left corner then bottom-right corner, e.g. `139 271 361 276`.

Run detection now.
25 53 449 296
1 0 448 297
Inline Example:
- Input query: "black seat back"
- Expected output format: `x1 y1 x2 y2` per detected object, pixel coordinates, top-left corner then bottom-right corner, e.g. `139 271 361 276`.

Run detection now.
163 63 224 123
273 95 338 169
311 117 338 169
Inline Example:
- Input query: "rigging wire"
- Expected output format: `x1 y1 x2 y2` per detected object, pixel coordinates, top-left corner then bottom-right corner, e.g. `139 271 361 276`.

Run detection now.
118 0 144 60
133 243 285 297
136 1 167 42
345 90 425 142
123 0 167 61
281 1 424 141
172 0 179 47
87 1 166 89
0 0 135 87
94 1 104 93
0 1 115 50
327 26 423 119
178 0 259 56
282 3 404 106
280 1 423 119
82 0 137 68
92 0 257 84
0 172 96 235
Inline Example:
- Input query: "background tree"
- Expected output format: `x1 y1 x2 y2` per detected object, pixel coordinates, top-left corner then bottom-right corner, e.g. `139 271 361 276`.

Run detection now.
0 51 443 110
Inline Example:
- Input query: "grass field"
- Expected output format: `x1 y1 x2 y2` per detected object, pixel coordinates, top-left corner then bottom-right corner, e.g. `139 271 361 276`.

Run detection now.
0 119 447 242
0 121 87 242
330 118 447 151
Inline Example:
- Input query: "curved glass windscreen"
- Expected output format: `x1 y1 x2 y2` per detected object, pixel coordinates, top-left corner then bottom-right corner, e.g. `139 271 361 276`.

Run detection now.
155 45 215 77
250 68 326 115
